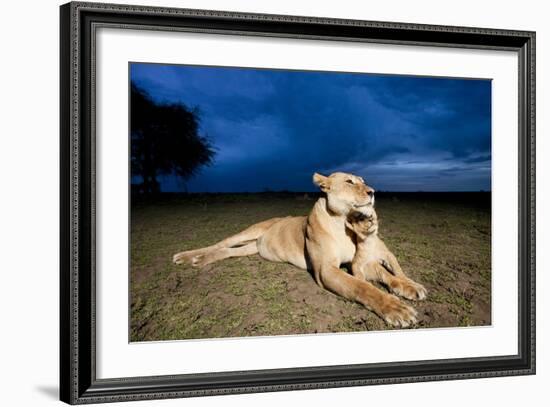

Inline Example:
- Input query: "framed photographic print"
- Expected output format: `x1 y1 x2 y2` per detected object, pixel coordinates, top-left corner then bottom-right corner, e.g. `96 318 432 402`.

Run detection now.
60 1 536 404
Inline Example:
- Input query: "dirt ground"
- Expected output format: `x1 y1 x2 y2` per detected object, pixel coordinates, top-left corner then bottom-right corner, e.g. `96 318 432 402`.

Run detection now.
130 192 491 342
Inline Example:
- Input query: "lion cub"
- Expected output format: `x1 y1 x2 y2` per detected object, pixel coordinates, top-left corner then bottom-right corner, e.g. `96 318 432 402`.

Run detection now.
346 210 427 302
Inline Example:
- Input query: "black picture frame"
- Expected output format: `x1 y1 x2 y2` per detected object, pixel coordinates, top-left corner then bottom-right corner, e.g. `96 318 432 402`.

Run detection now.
60 1 536 404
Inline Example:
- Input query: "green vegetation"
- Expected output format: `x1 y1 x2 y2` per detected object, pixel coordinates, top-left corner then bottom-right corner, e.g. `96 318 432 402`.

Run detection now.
130 193 491 341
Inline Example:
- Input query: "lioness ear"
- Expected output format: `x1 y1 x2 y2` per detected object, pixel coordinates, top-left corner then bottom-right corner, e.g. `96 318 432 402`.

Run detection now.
313 172 330 192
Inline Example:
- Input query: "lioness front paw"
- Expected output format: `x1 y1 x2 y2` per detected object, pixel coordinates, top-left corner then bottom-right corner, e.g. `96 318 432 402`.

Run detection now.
378 295 418 328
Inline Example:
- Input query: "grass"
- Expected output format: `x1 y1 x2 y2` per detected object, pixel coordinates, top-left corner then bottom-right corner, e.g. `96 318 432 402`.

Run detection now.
130 192 491 341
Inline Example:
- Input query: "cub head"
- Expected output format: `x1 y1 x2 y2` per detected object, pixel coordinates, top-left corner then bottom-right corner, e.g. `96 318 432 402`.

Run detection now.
345 210 378 240
313 172 375 216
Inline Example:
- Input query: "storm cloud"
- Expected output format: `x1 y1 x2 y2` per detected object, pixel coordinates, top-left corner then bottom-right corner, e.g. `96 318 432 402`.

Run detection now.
131 63 491 192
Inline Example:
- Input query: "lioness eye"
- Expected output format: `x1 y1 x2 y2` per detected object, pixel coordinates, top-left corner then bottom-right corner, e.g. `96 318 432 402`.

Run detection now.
346 179 354 184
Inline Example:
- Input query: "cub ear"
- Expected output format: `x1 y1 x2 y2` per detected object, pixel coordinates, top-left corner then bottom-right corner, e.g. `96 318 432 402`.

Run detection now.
313 172 330 192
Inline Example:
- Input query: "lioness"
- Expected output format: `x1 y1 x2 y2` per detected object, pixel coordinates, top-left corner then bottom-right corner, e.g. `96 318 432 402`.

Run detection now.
345 209 427 326
173 172 422 326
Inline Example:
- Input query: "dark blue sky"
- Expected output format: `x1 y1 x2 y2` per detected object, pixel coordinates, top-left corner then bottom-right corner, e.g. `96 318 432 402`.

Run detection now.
130 63 491 192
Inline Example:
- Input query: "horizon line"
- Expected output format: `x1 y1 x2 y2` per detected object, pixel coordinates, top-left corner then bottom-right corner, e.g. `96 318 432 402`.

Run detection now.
131 190 491 194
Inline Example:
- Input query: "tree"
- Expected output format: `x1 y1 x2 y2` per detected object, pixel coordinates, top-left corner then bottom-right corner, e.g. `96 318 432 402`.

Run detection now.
130 83 215 194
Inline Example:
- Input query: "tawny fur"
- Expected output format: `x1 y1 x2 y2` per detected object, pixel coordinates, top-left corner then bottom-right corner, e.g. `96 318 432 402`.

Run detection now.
173 172 420 327
345 210 428 327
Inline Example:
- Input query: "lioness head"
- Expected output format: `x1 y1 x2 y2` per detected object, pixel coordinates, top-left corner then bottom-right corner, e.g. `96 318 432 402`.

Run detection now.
313 172 375 216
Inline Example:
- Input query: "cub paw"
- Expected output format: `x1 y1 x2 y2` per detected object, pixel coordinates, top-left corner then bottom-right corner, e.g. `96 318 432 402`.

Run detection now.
391 279 428 301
